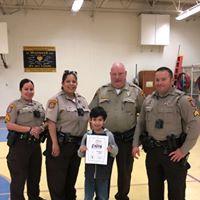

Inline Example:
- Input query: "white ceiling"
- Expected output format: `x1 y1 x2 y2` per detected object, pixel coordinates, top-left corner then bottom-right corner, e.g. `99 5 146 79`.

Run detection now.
0 0 199 16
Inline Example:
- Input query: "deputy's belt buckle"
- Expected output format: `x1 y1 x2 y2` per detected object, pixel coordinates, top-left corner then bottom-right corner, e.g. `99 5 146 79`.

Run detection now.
67 137 73 143
19 134 24 140
155 140 162 147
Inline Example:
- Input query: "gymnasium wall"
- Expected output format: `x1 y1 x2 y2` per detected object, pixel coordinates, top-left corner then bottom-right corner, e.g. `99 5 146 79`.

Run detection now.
0 11 200 115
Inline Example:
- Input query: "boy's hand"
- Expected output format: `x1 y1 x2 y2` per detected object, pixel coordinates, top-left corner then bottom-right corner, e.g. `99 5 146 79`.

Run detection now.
107 145 112 153
132 147 140 159
79 145 87 153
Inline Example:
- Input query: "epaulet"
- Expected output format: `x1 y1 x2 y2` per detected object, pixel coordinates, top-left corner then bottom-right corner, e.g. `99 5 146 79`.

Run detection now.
49 91 63 100
145 94 153 103
32 100 42 106
32 99 40 104
98 84 110 94
144 92 156 104
128 82 142 91
13 99 19 104
57 91 65 97
151 91 157 97
76 92 82 98
101 83 110 88
174 88 185 96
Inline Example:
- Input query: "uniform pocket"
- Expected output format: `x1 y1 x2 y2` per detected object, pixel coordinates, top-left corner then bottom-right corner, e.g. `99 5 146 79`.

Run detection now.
59 106 77 122
158 106 174 122
99 98 110 110
17 111 33 123
123 98 136 114
145 106 153 121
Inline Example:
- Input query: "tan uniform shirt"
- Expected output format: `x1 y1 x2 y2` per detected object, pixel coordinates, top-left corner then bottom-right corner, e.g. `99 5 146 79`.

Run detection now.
5 98 45 127
46 91 89 137
133 88 200 154
89 82 144 133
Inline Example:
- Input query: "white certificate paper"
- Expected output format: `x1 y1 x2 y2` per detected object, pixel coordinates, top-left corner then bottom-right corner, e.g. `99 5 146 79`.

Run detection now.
86 135 109 165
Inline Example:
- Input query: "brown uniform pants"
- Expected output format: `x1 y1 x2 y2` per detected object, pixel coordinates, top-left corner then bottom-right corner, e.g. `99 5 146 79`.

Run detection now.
114 138 133 200
46 139 81 200
7 140 42 200
146 147 189 200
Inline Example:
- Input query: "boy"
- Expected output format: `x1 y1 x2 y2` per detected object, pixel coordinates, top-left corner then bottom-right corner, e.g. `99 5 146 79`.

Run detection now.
78 106 118 200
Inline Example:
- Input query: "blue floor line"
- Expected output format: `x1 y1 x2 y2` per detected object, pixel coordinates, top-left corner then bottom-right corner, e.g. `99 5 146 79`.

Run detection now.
0 127 8 142
0 174 10 200
0 176 10 192
0 195 10 200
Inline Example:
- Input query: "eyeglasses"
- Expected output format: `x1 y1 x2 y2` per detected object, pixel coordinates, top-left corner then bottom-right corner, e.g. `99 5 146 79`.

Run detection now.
64 70 77 76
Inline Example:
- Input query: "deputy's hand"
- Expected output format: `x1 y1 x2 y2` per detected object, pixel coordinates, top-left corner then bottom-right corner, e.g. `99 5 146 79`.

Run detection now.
169 148 185 162
79 145 87 153
132 147 140 159
52 143 60 157
30 126 41 139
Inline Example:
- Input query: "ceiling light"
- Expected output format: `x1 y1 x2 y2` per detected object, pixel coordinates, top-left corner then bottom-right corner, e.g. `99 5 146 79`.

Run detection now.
71 0 84 12
176 3 200 20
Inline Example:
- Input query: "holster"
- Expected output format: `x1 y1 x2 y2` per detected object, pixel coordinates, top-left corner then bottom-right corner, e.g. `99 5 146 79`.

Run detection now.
7 131 18 147
57 131 66 145
140 132 187 154
139 132 155 153
39 129 48 143
57 131 82 145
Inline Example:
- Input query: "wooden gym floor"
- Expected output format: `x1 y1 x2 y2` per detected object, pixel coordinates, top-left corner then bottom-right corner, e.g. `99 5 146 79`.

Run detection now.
0 120 200 200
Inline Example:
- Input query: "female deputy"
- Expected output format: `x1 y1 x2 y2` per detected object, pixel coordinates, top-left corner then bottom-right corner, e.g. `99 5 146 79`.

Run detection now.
5 78 46 200
45 70 90 200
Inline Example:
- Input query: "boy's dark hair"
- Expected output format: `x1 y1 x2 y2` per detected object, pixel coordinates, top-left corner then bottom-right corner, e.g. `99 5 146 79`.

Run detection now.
90 106 107 120
156 67 173 78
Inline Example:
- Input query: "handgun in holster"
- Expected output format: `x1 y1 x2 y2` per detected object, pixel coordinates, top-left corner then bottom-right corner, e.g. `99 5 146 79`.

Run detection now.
122 131 134 142
39 129 48 143
178 132 187 146
139 131 154 153
165 132 187 154
180 153 190 168
165 134 177 154
57 131 66 145
7 131 18 147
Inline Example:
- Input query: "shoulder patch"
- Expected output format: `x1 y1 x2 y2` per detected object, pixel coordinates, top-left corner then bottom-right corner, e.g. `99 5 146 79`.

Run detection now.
48 99 57 109
5 113 11 123
193 109 200 117
6 104 16 113
140 90 145 97
188 97 196 107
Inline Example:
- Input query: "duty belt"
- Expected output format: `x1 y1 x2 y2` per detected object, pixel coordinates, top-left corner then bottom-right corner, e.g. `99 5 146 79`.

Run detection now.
113 127 135 142
16 132 39 143
57 131 82 144
7 130 47 147
140 132 187 154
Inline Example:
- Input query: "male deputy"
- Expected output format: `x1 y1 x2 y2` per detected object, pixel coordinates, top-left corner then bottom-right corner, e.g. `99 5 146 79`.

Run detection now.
132 67 200 200
89 62 144 200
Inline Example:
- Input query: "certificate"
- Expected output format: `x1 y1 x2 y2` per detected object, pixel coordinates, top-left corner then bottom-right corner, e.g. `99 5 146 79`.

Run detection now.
86 135 109 165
